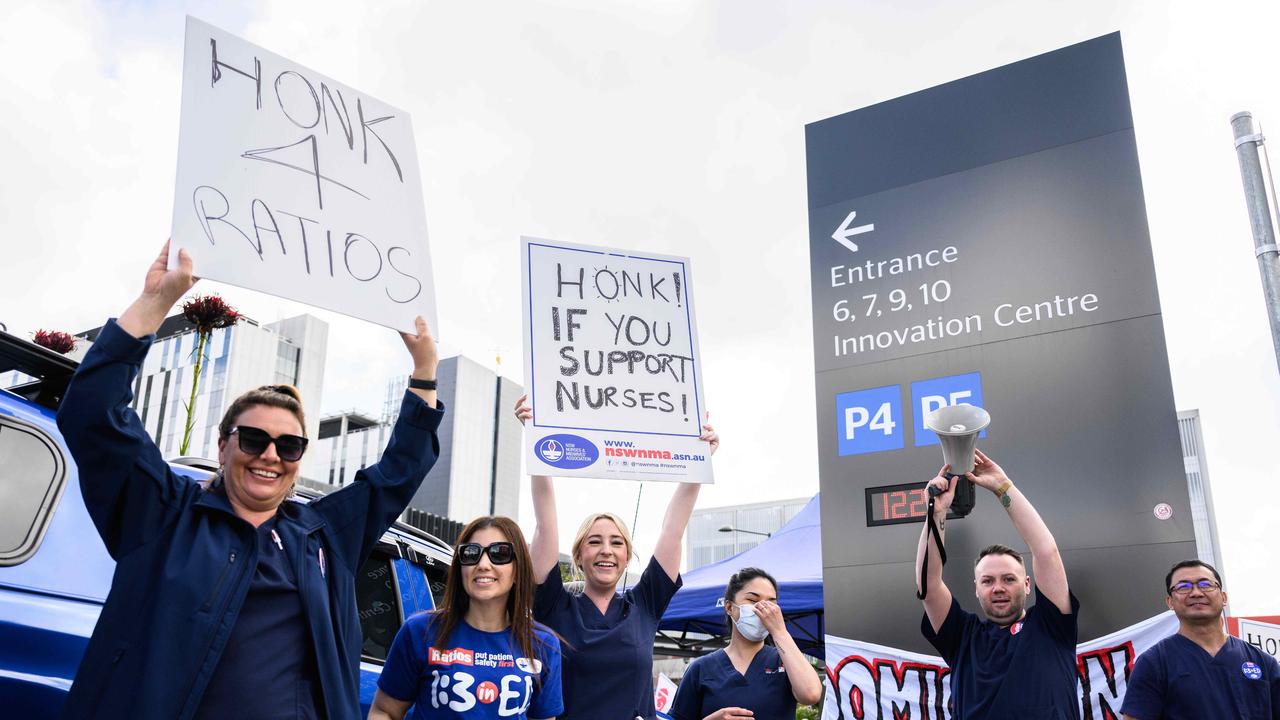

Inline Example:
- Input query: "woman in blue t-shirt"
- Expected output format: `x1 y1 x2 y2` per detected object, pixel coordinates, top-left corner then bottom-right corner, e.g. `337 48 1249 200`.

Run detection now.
514 396 719 720
670 568 823 720
371 516 563 720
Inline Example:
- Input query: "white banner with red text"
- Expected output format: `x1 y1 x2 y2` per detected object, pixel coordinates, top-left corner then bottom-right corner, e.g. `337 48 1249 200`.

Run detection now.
822 611 1179 719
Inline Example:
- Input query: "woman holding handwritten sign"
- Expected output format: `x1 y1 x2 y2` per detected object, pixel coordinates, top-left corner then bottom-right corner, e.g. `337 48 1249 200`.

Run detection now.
55 242 444 720
514 395 718 720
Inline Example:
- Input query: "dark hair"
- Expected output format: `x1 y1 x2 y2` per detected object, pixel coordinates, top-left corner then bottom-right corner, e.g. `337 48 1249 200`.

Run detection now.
217 385 307 440
430 516 550 674
1165 560 1222 595
975 544 1024 567
722 567 779 632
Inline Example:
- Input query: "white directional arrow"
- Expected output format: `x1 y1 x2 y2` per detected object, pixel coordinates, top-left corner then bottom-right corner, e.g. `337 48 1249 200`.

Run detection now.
832 211 875 252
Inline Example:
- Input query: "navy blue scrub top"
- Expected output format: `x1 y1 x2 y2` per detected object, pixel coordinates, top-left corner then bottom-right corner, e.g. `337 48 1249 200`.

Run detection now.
196 516 322 720
669 645 796 720
534 555 681 719
922 587 1081 720
1120 634 1280 719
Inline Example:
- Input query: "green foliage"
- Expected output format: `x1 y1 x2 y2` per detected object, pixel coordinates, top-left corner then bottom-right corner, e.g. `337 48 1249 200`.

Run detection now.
795 705 821 720
796 658 825 720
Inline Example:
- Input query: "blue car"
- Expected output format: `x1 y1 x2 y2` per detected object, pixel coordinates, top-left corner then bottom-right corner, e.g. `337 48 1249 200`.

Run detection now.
0 328 453 716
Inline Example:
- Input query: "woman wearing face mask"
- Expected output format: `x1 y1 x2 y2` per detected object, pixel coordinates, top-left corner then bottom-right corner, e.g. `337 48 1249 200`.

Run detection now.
55 243 444 720
513 395 719 720
669 568 823 720
370 516 562 720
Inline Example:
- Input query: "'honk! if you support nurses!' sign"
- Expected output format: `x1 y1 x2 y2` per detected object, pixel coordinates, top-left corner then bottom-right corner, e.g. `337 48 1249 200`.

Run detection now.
170 17 437 333
521 237 713 484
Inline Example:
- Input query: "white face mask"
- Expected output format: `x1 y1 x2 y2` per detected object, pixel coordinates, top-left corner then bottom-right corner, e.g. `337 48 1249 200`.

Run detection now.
732 602 770 642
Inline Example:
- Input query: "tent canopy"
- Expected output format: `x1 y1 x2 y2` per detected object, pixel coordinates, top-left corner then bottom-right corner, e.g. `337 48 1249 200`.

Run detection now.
659 494 824 655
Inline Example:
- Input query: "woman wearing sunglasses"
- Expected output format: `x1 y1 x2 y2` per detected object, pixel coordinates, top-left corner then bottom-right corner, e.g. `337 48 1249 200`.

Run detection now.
370 516 563 720
55 243 445 720
669 568 823 720
513 395 719 720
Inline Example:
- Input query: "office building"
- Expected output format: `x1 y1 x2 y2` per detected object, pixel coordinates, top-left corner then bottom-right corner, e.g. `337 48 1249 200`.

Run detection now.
78 312 328 461
311 355 523 522
1177 409 1224 573
685 497 809 570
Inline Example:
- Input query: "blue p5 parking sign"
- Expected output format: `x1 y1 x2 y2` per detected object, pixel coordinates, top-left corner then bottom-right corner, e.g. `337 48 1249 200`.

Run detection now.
911 372 985 447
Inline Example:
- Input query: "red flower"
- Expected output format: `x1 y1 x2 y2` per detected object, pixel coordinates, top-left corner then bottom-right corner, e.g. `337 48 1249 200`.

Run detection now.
33 329 77 354
181 295 241 334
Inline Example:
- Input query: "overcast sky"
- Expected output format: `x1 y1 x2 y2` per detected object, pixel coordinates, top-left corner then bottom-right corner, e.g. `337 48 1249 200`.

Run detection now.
2 0 1278 618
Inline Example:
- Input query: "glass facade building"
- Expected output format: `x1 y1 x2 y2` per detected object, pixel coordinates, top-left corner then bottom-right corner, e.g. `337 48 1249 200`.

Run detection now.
72 313 329 463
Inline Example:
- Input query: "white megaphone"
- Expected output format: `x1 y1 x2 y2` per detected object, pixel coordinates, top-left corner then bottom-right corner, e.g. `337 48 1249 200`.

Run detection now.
924 403 990 518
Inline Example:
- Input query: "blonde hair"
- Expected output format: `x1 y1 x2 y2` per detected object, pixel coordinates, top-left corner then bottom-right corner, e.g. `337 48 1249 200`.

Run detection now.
570 513 634 579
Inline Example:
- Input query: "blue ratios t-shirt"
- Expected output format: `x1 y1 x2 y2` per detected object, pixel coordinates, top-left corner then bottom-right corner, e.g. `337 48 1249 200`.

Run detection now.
669 645 796 720
922 587 1081 719
1120 634 1280 719
378 613 563 719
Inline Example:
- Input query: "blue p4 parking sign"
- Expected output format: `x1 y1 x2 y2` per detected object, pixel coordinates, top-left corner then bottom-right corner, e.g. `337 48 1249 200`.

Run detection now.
836 385 904 456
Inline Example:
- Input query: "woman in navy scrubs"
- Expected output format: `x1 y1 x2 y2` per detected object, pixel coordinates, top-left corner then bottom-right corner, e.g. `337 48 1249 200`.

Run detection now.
514 396 718 720
55 242 443 720
670 568 823 720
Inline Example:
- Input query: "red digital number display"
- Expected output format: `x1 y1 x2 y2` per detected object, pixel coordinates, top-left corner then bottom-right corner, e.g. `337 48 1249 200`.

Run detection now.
865 482 955 527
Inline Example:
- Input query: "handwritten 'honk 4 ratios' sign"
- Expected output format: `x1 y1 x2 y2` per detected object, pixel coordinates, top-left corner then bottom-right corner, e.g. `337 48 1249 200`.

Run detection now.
170 17 436 333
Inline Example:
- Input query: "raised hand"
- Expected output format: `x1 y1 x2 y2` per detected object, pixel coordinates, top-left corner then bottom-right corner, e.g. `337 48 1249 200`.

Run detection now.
399 316 438 376
965 449 1009 492
118 240 198 338
142 240 196 304
700 415 720 455
926 466 956 515
514 394 532 425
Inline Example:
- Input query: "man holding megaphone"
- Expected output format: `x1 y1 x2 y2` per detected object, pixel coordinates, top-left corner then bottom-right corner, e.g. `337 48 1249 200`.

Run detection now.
914 449 1081 719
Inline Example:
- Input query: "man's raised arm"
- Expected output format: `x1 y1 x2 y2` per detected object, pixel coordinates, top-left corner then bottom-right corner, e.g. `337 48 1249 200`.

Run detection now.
917 468 956 632
965 449 1070 613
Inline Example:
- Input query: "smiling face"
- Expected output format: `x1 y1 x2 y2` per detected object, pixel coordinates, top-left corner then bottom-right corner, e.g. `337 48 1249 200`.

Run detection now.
461 526 516 604
216 405 303 516
974 553 1031 626
1166 565 1227 626
575 517 630 590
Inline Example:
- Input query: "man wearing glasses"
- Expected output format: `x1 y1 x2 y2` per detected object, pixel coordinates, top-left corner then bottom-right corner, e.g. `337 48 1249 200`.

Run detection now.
1121 560 1280 719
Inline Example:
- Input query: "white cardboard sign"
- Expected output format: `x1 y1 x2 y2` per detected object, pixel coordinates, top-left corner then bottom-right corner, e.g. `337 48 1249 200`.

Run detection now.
1237 618 1280 661
654 672 678 719
170 17 436 333
520 237 712 484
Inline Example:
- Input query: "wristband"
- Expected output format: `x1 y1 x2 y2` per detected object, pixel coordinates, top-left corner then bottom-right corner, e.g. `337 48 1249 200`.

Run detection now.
994 480 1013 508
408 377 438 391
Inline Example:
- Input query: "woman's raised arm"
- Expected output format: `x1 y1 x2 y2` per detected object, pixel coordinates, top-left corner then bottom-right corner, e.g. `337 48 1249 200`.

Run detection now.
516 395 561 581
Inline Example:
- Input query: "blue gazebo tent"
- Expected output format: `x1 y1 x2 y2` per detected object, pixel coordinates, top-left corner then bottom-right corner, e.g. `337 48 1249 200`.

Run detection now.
658 494 824 656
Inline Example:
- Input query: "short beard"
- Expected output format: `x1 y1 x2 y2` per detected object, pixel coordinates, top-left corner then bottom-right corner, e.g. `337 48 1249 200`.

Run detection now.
981 593 1026 626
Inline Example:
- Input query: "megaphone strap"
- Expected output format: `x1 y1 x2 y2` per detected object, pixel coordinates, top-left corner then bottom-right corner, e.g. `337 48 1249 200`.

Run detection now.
916 496 947 600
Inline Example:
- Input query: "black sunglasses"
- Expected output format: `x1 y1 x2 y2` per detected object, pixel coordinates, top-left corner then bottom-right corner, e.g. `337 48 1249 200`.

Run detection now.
230 426 308 462
457 542 515 566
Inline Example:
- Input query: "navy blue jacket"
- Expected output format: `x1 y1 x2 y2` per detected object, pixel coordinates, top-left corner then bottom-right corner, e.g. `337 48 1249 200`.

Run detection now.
56 320 443 720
